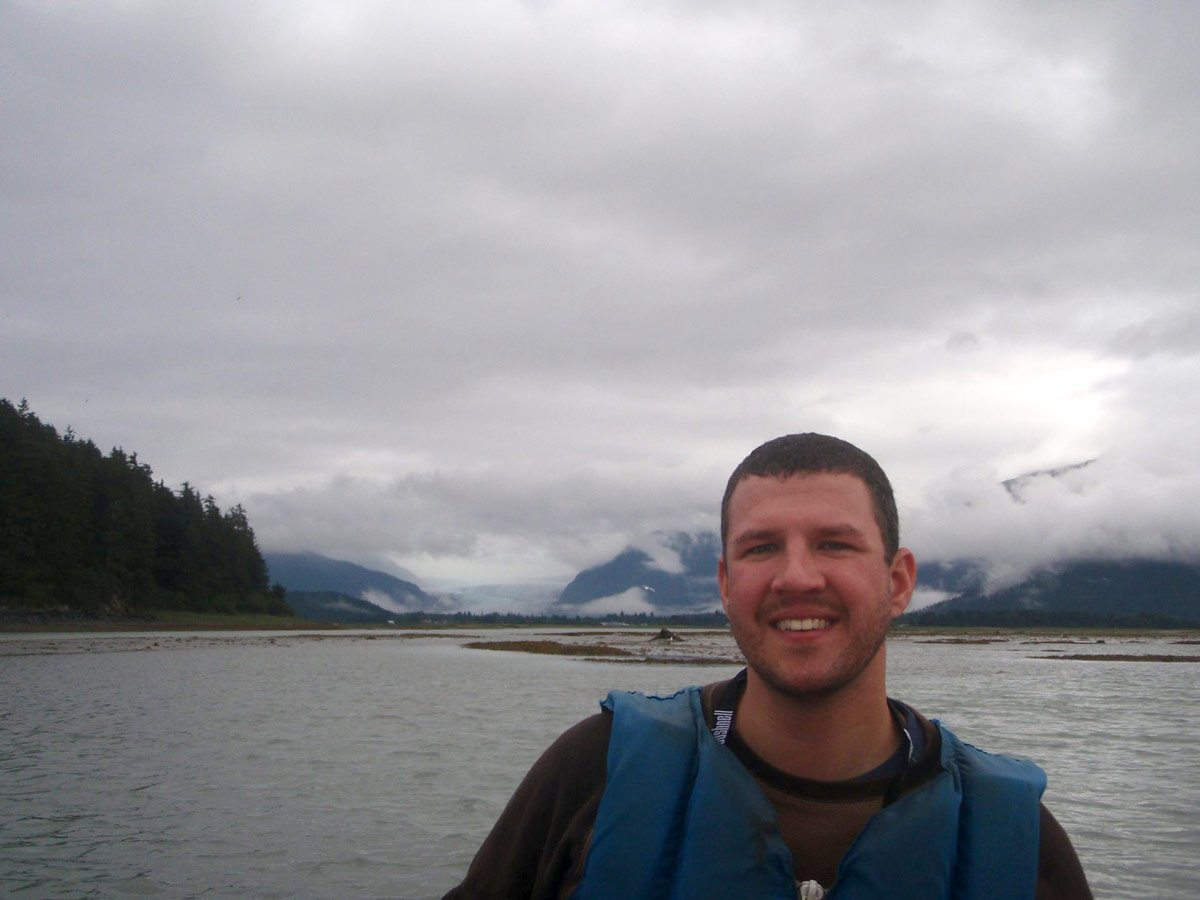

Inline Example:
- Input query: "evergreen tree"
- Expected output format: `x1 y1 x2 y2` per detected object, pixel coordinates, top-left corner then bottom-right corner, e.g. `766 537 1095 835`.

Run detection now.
0 398 291 617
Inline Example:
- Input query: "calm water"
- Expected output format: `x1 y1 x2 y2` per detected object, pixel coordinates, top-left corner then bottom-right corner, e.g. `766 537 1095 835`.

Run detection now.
1 630 1198 898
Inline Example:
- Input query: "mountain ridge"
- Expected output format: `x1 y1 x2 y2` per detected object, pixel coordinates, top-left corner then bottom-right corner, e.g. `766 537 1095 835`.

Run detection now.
556 531 723 614
283 590 402 624
264 551 441 613
553 531 1200 625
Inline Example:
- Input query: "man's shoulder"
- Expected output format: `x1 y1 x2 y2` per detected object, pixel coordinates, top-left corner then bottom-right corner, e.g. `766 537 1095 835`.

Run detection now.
1037 804 1093 899
534 678 730 784
508 709 612 811
887 705 1091 899
440 712 614 900
537 710 612 774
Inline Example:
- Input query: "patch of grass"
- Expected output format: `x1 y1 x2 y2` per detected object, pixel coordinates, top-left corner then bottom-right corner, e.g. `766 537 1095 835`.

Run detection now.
555 631 642 637
1034 654 1200 662
895 625 1200 639
464 639 633 657
610 655 744 665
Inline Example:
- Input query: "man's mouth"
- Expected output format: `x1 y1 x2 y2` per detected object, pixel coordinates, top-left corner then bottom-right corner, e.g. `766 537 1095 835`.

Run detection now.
773 618 832 632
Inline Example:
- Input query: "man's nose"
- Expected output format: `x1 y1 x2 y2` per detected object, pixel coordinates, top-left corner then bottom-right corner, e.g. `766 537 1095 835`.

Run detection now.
771 545 825 594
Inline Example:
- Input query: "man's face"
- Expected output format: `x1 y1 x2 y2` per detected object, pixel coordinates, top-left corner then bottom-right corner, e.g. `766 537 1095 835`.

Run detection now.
718 472 915 700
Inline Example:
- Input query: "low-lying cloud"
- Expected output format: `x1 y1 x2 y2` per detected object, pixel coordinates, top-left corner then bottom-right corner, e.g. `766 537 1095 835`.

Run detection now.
3 2 1198 605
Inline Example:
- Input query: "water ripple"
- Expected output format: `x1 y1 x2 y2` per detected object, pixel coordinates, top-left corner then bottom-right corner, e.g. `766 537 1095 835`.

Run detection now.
1 630 1195 898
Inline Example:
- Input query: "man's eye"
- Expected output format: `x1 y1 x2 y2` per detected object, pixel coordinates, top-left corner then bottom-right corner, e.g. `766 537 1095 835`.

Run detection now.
746 543 776 555
819 541 853 551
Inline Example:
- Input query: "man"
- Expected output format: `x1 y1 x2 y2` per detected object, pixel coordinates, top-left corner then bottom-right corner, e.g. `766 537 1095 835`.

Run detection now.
444 434 1092 899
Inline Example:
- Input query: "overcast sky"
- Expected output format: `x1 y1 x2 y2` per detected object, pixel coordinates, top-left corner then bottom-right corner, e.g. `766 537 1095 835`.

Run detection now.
4 1 1198 598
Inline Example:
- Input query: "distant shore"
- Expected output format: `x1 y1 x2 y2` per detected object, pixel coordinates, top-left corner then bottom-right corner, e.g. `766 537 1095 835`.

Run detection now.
3 610 1199 641
4 623 1199 667
0 610 328 633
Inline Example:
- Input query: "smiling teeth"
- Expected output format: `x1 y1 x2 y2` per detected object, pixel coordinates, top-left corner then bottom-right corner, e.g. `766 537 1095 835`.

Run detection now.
775 618 831 631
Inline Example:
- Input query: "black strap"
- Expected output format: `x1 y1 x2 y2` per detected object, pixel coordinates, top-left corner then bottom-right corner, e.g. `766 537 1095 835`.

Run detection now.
709 667 747 745
709 668 916 807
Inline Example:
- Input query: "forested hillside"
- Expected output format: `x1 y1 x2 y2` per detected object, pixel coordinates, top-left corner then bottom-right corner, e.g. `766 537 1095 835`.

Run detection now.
0 398 291 617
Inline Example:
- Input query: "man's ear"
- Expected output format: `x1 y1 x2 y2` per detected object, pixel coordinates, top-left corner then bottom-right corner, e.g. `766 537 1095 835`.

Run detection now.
888 548 917 618
717 555 730 614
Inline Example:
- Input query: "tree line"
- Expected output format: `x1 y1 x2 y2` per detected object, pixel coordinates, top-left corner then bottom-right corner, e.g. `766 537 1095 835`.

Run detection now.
390 610 732 627
0 398 291 617
896 608 1199 629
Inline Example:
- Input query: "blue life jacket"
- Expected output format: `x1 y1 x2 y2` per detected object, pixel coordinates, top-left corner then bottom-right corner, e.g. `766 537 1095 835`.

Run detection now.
571 687 1045 900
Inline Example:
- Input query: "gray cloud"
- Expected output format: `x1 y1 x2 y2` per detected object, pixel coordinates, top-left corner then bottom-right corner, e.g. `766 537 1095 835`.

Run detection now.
3 1 1198 596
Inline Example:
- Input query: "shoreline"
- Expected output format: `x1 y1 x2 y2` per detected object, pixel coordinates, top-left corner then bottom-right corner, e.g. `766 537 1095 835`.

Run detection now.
4 625 1198 665
5 616 1198 639
0 612 332 633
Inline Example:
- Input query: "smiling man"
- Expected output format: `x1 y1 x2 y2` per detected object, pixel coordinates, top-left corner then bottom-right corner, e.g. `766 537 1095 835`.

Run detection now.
444 434 1092 899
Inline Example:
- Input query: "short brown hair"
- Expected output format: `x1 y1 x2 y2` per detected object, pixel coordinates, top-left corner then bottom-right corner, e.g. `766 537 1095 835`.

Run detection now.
720 433 900 561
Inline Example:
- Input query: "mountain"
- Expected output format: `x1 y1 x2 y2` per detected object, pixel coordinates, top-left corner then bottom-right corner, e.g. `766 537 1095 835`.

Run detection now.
556 531 722 613
902 559 1200 626
555 530 1200 626
282 590 400 624
905 458 1200 625
263 551 441 613
1001 459 1097 502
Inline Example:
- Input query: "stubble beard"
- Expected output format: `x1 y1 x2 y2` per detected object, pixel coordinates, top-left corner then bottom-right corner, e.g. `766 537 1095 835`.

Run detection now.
729 593 895 701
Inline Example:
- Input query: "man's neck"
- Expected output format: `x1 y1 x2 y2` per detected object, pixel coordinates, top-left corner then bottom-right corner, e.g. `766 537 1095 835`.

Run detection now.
734 668 901 782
